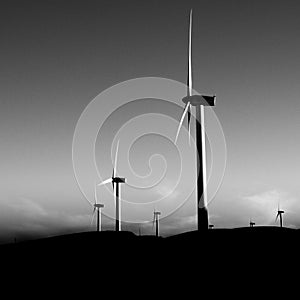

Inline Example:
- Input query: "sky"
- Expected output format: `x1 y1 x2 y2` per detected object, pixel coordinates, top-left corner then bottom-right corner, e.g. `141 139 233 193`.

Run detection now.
0 0 300 242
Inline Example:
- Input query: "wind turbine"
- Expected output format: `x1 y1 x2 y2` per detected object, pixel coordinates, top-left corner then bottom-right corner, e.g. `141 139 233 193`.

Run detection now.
175 9 216 231
98 141 126 232
153 210 161 237
91 184 104 232
276 204 284 228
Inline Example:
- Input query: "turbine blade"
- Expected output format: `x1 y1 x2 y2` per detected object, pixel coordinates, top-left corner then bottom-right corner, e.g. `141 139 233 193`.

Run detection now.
275 213 279 221
90 211 96 228
114 140 120 177
112 169 115 190
152 216 155 229
175 102 191 144
187 9 193 97
98 178 113 186
94 184 97 204
187 103 191 145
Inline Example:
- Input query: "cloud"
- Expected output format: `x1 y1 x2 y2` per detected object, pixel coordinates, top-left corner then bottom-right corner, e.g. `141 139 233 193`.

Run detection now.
153 181 180 201
160 215 197 235
9 197 48 218
0 197 95 242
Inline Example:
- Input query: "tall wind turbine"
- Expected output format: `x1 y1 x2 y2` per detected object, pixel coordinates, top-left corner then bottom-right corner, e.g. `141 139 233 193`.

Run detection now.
175 9 216 231
92 184 104 232
98 141 126 231
276 204 284 228
153 210 161 237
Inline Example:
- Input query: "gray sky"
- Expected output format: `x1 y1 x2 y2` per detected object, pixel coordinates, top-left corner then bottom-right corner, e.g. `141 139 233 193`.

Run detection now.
0 0 300 242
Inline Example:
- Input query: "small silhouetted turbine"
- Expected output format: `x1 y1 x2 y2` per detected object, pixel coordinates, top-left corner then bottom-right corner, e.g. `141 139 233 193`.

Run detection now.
98 141 126 231
249 219 255 228
153 210 161 237
91 184 104 232
276 205 284 228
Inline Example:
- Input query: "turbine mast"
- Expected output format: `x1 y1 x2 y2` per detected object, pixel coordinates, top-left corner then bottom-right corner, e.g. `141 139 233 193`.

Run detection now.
188 9 193 97
97 207 100 232
196 105 208 230
177 9 216 230
153 211 161 237
156 215 159 237
115 180 121 231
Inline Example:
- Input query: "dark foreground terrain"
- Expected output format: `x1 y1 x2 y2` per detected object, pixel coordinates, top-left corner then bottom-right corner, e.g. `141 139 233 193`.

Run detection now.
1 226 299 263
1 227 299 291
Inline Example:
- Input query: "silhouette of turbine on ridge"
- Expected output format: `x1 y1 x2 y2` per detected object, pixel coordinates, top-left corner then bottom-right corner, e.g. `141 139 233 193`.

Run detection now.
249 219 255 228
276 204 284 228
174 9 216 231
91 183 104 232
153 210 161 237
98 141 126 232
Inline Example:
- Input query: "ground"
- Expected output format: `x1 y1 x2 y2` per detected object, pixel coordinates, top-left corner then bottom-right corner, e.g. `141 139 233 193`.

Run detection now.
1 228 298 290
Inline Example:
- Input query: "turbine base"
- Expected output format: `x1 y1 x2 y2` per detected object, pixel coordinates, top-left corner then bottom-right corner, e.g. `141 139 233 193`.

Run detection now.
198 207 209 230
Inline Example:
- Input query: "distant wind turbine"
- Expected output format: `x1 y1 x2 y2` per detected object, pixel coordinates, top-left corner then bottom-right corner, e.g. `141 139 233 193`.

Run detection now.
276 204 284 228
91 184 104 232
98 141 126 231
153 210 161 237
175 9 216 231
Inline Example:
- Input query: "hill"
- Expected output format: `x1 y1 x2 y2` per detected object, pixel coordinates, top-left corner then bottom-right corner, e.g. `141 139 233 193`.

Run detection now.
1 227 299 261
1 227 299 287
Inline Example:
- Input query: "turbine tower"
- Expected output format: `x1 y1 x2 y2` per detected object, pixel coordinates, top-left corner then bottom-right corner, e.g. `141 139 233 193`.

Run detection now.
153 210 161 237
276 205 284 228
98 141 126 232
175 9 216 231
92 184 104 232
